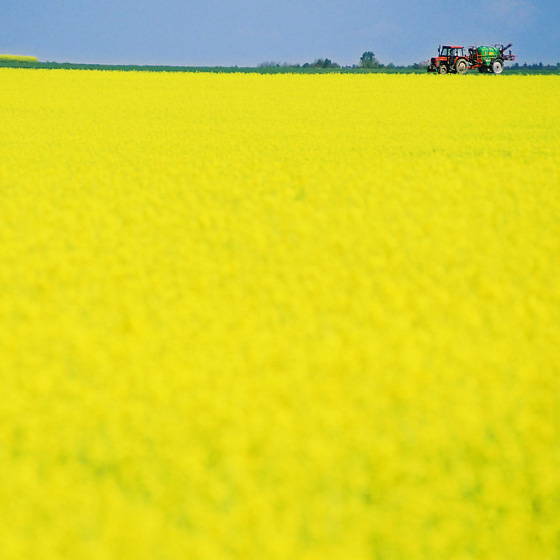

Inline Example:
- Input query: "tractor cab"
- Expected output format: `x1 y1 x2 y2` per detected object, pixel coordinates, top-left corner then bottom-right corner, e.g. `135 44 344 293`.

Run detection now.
438 46 464 67
439 46 464 58
428 45 466 74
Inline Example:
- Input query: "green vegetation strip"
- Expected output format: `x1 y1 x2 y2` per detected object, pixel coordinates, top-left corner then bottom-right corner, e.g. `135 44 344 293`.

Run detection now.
0 59 557 74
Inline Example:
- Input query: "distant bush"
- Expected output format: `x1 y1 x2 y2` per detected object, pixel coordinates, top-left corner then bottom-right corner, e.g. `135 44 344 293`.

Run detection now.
302 58 340 69
0 54 38 63
258 61 301 68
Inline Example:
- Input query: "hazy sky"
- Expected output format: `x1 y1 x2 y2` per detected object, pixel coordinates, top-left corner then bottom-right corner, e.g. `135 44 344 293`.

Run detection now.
2 0 559 66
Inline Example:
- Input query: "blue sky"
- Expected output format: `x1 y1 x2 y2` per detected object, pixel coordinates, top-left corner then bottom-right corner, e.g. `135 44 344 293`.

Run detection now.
1 0 559 66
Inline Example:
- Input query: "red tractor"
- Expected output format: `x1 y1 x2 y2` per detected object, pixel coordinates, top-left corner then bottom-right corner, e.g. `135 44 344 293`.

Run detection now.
427 43 515 74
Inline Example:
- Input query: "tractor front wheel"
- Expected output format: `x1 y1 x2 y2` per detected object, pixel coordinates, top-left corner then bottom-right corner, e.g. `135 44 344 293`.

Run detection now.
455 59 468 74
492 59 504 74
438 64 448 75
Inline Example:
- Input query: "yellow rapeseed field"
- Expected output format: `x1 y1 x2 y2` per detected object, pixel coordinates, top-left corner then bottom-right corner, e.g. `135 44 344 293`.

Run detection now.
0 68 559 559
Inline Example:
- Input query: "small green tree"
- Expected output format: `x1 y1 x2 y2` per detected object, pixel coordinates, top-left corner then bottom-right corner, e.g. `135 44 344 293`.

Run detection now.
359 51 380 69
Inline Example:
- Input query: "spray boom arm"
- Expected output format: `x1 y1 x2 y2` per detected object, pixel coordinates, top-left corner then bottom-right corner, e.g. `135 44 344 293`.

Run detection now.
500 43 513 54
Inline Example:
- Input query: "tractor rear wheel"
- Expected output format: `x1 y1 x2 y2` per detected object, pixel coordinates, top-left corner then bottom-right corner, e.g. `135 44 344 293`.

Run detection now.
455 59 468 74
492 59 504 74
438 64 448 75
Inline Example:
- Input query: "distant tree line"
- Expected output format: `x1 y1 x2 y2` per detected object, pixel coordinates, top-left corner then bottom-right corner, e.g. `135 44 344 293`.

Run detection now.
257 53 560 73
1 53 558 74
257 53 423 71
258 58 340 69
509 62 560 72
257 52 428 70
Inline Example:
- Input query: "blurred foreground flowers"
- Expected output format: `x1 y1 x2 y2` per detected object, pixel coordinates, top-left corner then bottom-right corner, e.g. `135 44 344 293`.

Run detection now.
0 69 559 559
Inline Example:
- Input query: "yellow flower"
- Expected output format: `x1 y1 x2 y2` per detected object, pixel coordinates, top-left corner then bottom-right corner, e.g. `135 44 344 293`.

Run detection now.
0 68 559 559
